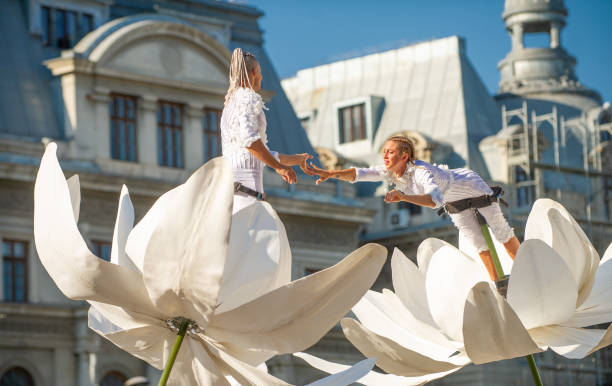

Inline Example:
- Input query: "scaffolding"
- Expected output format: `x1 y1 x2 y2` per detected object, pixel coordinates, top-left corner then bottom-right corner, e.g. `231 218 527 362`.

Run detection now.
501 102 612 236
501 100 612 385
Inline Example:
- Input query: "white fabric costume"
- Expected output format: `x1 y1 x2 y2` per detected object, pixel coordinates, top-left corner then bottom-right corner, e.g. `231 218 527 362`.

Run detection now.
354 160 514 252
217 87 291 313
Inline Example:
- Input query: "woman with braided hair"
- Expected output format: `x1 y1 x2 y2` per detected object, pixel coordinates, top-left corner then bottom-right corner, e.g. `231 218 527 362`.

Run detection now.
216 48 314 312
307 135 520 281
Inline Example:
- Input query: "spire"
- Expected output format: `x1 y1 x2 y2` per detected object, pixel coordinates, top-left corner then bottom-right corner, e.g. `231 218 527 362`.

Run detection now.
497 0 599 101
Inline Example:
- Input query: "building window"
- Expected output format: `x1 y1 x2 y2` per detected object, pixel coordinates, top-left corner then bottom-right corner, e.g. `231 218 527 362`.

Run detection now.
0 367 34 386
2 240 28 302
110 95 137 162
100 371 127 386
399 201 422 215
157 102 184 168
338 104 366 144
40 6 94 48
202 108 222 161
91 241 111 262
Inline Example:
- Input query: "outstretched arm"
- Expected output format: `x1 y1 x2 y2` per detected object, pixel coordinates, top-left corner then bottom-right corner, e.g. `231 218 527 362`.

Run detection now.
306 163 357 184
247 140 297 184
278 153 315 176
384 190 437 208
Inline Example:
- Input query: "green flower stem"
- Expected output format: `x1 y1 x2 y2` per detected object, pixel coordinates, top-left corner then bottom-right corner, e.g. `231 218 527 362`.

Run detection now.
479 223 505 279
476 210 544 386
527 354 544 386
158 318 189 386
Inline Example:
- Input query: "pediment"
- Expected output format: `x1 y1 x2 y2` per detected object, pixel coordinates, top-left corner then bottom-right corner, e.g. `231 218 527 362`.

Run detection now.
100 35 228 87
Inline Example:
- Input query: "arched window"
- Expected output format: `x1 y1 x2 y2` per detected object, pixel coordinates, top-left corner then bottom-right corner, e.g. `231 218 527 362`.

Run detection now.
100 371 127 386
0 367 35 386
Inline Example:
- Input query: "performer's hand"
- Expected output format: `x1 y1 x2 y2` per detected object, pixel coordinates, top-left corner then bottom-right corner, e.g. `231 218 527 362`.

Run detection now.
275 165 297 184
384 189 405 203
298 153 315 175
307 162 331 185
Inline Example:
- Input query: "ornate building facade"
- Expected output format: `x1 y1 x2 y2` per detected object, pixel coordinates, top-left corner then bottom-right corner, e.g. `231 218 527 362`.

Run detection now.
0 0 373 384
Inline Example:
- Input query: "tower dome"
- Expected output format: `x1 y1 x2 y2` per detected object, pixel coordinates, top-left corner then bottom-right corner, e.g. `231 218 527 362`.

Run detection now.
503 0 567 19
497 0 600 102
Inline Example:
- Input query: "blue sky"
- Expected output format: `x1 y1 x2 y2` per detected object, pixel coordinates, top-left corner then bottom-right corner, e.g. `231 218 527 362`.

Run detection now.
246 0 612 103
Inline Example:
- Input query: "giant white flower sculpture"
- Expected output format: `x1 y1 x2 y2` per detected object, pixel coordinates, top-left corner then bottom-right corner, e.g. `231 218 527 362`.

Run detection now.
34 143 387 385
310 199 612 385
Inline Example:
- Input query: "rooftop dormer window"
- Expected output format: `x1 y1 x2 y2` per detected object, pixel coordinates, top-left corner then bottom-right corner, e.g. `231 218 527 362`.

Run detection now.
338 103 366 144
41 6 94 48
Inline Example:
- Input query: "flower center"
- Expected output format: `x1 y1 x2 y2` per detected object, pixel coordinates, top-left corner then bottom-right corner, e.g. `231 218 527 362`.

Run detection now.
165 316 202 335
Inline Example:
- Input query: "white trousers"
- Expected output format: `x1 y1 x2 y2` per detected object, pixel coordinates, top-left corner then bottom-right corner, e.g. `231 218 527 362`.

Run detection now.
448 202 514 252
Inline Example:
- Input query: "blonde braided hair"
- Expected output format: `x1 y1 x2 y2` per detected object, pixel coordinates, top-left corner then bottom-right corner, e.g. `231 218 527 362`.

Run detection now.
224 48 259 106
387 135 416 163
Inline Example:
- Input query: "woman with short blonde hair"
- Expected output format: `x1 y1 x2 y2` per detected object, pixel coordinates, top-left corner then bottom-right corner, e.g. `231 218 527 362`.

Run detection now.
308 135 520 281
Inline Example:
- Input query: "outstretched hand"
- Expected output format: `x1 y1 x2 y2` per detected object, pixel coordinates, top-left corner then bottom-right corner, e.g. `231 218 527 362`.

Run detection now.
384 189 405 203
275 165 297 184
307 161 332 185
298 153 315 176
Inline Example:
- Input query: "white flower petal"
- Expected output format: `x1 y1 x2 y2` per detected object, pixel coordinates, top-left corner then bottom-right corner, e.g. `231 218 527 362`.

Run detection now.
292 353 376 386
529 325 612 359
170 339 228 386
463 282 542 364
391 248 435 325
507 240 577 329
425 244 490 341
564 252 612 327
88 300 158 335
206 243 387 355
525 198 599 306
294 352 462 386
352 290 460 362
66 174 80 222
110 185 139 272
341 318 465 377
203 341 288 386
602 242 612 264
34 143 160 317
125 185 182 273
102 325 176 370
216 201 291 314
139 157 234 328
416 238 451 276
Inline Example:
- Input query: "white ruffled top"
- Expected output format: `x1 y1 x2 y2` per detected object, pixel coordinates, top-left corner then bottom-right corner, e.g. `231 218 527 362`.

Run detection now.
353 160 492 208
221 87 278 193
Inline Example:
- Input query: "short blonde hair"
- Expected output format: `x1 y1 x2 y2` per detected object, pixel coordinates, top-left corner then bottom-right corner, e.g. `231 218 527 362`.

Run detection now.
386 135 416 163
224 48 259 106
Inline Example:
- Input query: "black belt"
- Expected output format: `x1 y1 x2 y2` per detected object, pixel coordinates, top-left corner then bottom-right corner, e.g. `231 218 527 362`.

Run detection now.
437 186 508 216
234 182 266 200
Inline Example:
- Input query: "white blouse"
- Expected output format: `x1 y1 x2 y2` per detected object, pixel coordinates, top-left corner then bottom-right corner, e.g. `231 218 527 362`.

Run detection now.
221 87 278 194
353 160 492 208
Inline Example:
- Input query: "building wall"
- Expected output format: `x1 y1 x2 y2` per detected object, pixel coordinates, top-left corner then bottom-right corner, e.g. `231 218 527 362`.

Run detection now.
0 1 373 384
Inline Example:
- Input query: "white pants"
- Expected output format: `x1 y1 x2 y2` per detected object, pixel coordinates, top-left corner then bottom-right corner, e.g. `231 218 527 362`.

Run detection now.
449 202 514 252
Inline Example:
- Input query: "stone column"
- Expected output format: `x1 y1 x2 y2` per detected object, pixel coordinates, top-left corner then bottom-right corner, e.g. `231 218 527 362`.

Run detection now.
139 96 159 166
74 312 99 386
184 104 204 171
512 23 524 50
88 89 112 161
54 347 76 386
550 22 561 48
